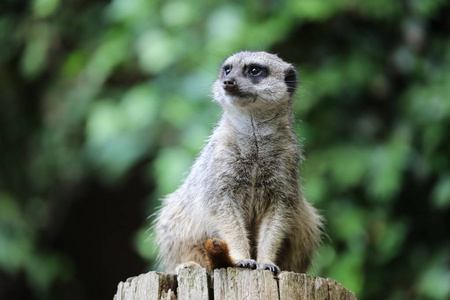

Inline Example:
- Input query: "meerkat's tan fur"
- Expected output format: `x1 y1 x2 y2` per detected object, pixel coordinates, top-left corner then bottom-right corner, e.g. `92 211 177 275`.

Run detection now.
154 51 322 274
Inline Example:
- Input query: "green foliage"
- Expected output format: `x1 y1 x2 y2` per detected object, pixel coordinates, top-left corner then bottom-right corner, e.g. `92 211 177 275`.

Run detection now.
1 0 450 299
0 193 69 297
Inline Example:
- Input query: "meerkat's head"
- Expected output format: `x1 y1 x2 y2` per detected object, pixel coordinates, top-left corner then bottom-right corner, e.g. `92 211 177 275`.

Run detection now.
213 51 297 113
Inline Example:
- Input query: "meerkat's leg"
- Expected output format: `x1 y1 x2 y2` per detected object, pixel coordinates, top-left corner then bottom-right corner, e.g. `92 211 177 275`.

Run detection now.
155 200 209 273
214 199 258 269
256 205 292 272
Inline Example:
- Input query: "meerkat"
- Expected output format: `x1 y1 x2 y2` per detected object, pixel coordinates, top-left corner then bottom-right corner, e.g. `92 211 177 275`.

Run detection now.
154 51 322 274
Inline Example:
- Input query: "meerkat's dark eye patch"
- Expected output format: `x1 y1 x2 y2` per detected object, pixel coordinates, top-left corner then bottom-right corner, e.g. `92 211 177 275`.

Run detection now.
249 66 262 76
223 65 232 77
284 67 298 95
244 64 268 83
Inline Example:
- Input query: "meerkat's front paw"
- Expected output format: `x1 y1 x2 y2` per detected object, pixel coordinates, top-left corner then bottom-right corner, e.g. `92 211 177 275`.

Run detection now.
259 263 280 274
235 259 259 269
175 261 203 274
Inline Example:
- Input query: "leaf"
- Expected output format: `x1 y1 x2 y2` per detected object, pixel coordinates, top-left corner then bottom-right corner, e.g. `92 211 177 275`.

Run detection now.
431 174 450 209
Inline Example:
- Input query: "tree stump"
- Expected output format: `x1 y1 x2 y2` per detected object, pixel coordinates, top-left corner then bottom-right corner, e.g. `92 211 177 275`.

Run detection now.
114 268 357 300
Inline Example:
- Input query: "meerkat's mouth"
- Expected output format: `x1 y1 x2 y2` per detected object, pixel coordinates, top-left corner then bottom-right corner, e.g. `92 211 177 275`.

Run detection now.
224 88 256 99
224 86 243 97
225 93 258 106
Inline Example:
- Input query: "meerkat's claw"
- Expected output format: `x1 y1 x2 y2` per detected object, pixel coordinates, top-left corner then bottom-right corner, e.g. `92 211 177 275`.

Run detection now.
235 259 259 269
175 261 202 274
260 263 281 274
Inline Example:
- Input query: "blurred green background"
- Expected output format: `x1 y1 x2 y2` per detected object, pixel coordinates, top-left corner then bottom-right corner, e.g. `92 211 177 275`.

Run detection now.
1 0 450 299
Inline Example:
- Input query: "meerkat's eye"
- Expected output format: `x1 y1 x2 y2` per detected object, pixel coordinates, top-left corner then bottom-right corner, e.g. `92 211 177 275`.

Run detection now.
249 66 262 76
223 65 232 76
244 64 268 82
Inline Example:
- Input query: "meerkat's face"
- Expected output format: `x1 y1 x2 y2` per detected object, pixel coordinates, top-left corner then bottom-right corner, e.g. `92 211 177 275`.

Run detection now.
213 51 297 112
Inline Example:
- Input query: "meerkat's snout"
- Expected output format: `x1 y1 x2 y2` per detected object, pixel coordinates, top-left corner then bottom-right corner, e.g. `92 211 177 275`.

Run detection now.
223 76 245 99
223 77 238 92
222 64 240 95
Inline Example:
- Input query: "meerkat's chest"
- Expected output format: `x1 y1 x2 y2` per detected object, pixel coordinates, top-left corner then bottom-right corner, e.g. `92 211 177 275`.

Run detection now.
222 142 294 191
208 136 299 219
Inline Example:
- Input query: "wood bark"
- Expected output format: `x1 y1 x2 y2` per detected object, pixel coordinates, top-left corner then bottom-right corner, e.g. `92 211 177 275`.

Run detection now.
114 268 357 300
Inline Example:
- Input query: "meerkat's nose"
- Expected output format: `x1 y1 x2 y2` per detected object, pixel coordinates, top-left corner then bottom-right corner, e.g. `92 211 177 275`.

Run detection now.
223 78 237 90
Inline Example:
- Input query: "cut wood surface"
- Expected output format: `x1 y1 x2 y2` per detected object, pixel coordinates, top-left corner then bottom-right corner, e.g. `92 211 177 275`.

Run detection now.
114 268 357 300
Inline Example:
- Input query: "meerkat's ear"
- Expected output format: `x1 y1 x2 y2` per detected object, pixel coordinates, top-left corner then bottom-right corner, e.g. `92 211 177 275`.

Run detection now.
284 66 298 95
